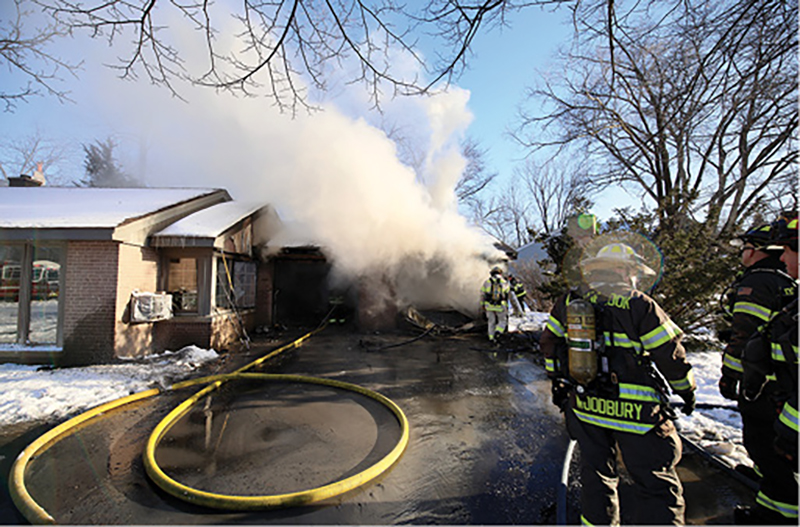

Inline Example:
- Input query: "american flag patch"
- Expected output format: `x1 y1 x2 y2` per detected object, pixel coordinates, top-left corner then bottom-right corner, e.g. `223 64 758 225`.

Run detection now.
737 287 753 296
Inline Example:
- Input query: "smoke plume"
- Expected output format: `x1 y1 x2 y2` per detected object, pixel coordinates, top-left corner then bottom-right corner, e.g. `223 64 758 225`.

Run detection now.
57 29 507 315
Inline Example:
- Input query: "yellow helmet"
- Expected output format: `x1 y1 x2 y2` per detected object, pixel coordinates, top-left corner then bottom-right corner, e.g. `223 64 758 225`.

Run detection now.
580 243 655 276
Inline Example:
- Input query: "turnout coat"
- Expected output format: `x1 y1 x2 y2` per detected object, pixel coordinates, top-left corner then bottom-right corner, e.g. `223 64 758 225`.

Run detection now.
541 287 696 434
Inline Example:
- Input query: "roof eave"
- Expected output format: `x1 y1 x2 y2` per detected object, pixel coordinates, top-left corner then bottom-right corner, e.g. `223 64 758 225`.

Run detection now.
150 236 215 248
0 227 115 241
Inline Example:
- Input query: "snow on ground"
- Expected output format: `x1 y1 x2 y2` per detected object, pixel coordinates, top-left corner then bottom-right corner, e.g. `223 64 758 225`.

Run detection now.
0 346 218 427
0 312 748 469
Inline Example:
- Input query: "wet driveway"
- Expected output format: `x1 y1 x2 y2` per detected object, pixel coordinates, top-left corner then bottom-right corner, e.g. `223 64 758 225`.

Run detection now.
2 328 753 524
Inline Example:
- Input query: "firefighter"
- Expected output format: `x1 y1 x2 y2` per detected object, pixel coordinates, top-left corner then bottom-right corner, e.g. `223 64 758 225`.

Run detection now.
738 214 798 524
507 274 526 316
327 292 346 324
540 242 696 525
481 266 510 343
716 222 796 520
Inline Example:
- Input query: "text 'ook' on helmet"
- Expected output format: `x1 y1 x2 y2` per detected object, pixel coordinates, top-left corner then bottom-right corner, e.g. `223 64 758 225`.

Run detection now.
580 243 656 276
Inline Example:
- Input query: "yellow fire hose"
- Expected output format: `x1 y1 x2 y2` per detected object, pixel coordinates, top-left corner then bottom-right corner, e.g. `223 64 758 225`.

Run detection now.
9 328 410 523
9 389 161 524
143 372 410 510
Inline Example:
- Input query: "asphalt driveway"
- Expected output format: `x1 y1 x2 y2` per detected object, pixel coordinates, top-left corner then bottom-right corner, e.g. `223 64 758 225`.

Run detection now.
1 327 753 524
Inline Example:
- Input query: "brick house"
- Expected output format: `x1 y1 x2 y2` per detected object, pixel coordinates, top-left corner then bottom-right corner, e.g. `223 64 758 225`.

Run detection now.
0 187 282 365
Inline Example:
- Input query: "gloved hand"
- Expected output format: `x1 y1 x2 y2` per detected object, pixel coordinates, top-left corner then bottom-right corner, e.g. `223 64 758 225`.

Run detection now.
718 375 739 401
551 379 570 410
773 435 797 464
679 391 696 416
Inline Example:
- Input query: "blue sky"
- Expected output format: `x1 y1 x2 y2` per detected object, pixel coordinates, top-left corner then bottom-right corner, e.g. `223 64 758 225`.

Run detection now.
0 3 629 224
455 6 571 182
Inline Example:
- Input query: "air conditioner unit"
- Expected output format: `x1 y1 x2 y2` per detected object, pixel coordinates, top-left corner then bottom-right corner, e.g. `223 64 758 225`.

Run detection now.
130 291 173 323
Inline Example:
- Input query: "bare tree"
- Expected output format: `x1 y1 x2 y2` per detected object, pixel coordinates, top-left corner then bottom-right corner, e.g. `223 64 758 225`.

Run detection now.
462 151 594 246
517 0 798 234
498 178 534 246
516 157 591 234
469 193 509 243
0 132 74 185
456 137 497 206
1 0 79 110
467 177 536 247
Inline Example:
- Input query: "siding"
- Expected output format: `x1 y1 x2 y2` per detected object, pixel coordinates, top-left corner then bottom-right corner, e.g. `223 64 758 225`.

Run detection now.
114 243 160 358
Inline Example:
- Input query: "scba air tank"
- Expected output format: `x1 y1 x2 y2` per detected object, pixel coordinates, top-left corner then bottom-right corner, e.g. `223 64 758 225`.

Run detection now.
567 298 598 386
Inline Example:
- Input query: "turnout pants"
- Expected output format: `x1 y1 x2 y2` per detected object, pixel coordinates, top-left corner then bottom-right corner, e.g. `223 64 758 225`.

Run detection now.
485 308 507 341
565 406 685 525
739 385 799 520
509 294 523 316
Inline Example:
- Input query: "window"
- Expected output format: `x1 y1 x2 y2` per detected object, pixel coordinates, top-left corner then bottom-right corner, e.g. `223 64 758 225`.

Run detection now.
0 243 63 346
0 246 24 345
215 257 256 310
166 258 198 314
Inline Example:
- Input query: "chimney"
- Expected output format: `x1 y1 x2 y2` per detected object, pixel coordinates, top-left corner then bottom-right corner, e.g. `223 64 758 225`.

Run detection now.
9 162 46 187
32 162 47 185
8 175 44 187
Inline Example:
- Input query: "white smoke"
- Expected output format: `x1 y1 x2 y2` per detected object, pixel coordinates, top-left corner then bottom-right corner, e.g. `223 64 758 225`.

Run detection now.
46 19 507 315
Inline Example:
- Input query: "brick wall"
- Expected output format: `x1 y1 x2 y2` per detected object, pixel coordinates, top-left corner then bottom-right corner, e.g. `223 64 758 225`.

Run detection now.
62 240 262 364
152 311 255 353
153 318 212 351
114 243 160 358
211 311 255 351
62 241 119 364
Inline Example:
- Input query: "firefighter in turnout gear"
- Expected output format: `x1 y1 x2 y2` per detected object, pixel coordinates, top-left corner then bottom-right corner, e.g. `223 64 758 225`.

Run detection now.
717 222 797 523
737 215 799 524
540 242 696 525
481 266 510 343
508 274 529 315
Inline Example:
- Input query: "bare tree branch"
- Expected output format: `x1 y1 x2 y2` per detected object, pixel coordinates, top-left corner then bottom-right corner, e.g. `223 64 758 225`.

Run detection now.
517 0 798 233
13 0 578 111
0 0 80 110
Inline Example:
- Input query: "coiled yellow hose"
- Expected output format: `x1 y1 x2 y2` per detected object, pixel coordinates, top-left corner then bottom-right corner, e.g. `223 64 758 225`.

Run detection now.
10 329 409 523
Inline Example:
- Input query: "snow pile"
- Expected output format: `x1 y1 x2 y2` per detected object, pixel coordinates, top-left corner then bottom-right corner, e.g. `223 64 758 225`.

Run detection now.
0 346 218 427
673 350 749 467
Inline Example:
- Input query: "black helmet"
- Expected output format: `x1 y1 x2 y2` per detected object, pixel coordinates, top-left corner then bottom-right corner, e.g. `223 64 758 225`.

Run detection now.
732 223 780 252
771 214 798 251
490 266 503 276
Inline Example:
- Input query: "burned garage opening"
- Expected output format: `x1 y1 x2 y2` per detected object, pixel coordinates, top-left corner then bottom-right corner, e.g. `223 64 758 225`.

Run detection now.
272 247 342 328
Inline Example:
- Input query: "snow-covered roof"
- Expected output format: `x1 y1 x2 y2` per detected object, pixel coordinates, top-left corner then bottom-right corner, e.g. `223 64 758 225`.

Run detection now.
0 187 225 229
153 201 267 239
516 239 548 262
